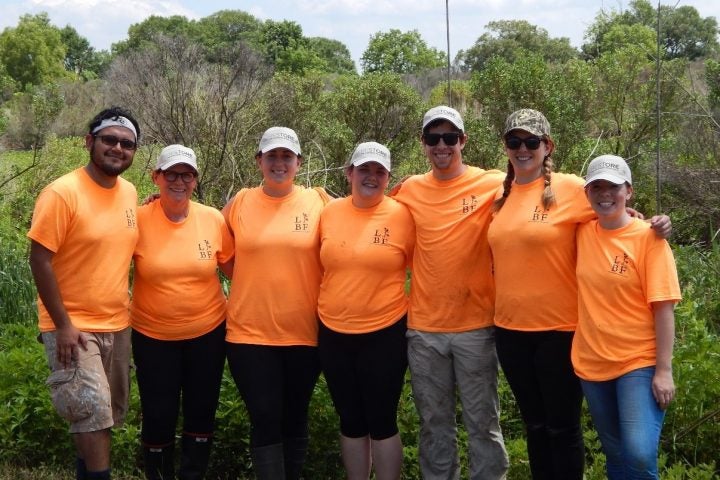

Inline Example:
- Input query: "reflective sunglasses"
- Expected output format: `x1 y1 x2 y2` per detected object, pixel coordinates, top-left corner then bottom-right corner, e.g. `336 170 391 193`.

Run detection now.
94 134 137 151
423 132 461 146
161 170 197 183
505 135 543 150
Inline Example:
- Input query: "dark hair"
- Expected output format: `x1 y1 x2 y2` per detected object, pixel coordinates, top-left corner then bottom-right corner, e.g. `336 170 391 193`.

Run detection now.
88 106 141 142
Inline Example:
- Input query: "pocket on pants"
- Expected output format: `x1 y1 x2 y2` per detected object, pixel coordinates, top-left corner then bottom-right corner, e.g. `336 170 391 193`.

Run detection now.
46 368 94 422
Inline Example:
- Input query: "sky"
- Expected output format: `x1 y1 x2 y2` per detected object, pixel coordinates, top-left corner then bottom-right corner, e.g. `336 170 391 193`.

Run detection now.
1 0 719 68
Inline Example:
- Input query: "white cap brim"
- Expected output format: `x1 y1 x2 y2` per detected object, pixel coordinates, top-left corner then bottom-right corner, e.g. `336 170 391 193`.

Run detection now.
260 141 301 156
351 158 391 172
584 173 628 187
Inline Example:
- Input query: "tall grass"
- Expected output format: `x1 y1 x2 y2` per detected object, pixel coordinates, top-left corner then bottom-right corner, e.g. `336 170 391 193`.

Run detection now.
0 222 35 325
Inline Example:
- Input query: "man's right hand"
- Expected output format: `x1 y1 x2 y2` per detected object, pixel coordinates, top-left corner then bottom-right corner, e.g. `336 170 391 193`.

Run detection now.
55 324 88 368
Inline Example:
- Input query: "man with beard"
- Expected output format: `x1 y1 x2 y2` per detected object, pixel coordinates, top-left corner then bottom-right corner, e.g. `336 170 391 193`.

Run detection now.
28 107 140 480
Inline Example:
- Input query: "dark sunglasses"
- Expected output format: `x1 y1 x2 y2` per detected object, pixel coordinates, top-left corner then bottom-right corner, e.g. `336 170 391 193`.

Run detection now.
505 136 543 150
94 134 137 151
423 132 462 147
161 170 197 183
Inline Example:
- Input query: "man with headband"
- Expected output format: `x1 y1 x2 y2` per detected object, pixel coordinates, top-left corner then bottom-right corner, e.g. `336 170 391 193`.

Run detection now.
28 106 141 480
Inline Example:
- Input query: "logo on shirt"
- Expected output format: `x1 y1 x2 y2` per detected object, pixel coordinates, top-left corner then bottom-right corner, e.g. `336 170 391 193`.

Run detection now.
294 213 310 232
125 208 136 228
197 240 214 260
530 205 549 223
610 253 630 276
461 195 478 214
373 228 390 245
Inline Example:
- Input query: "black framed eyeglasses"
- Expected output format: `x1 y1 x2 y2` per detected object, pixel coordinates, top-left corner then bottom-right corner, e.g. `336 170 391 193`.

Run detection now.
94 134 137 151
423 132 462 147
505 136 543 150
161 170 197 183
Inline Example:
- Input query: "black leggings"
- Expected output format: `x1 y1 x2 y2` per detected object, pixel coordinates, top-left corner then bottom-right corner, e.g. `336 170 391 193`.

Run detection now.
132 322 226 446
495 327 584 480
318 317 408 440
226 343 320 447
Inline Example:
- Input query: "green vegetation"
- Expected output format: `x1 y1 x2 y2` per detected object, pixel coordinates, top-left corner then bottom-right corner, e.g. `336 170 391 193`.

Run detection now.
1 0 718 477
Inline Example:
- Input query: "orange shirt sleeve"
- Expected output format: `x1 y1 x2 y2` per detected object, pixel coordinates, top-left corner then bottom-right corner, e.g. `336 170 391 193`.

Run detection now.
571 218 681 381
27 168 138 332
225 186 326 346
318 196 414 333
130 201 231 340
394 167 504 332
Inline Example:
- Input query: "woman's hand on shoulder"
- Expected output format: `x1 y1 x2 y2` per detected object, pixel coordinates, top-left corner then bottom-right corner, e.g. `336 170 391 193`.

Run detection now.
649 214 672 239
388 175 411 197
141 193 160 205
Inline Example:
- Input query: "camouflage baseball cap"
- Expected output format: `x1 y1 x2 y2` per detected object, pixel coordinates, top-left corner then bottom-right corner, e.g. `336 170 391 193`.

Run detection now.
503 109 551 137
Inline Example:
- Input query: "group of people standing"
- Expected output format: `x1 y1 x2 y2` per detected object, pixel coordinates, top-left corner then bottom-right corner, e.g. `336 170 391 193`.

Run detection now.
28 103 679 480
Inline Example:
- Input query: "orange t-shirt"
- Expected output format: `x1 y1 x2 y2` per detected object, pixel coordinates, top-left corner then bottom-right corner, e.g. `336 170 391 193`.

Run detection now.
393 166 504 332
27 167 139 332
318 196 415 334
130 201 233 340
224 185 330 346
488 173 595 331
571 218 681 381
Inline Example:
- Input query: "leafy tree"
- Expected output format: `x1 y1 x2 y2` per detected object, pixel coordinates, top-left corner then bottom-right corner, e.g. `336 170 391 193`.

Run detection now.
111 15 196 56
0 62 15 100
307 37 356 75
259 72 326 136
595 23 656 58
457 20 578 72
428 80 472 113
0 13 68 89
589 44 686 163
0 83 63 171
469 53 594 172
195 10 262 59
104 36 272 205
660 5 720 59
315 72 425 194
274 43 328 75
360 29 446 74
59 25 108 80
257 20 326 74
582 0 719 60
706 59 720 113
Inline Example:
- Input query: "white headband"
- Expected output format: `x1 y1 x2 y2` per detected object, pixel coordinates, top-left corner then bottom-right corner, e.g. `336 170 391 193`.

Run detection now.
91 116 137 141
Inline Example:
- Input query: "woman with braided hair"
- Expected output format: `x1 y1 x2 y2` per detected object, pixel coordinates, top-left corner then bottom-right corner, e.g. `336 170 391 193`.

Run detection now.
487 109 672 480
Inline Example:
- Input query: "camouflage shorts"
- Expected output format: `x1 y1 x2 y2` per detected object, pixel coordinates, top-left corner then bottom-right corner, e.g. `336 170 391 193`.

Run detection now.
42 331 115 433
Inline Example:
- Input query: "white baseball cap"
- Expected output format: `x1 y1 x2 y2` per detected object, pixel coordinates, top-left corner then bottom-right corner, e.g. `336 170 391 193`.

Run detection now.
156 144 198 172
422 105 464 132
585 154 632 186
349 142 391 172
258 127 302 156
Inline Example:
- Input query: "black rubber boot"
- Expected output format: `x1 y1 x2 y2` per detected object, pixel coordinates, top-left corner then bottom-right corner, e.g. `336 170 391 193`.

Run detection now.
251 443 285 480
283 437 308 480
143 442 175 480
178 434 212 480
76 457 87 480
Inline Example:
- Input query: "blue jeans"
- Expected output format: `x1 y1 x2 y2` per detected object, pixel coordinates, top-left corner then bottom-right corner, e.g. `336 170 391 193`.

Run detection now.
581 367 665 480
